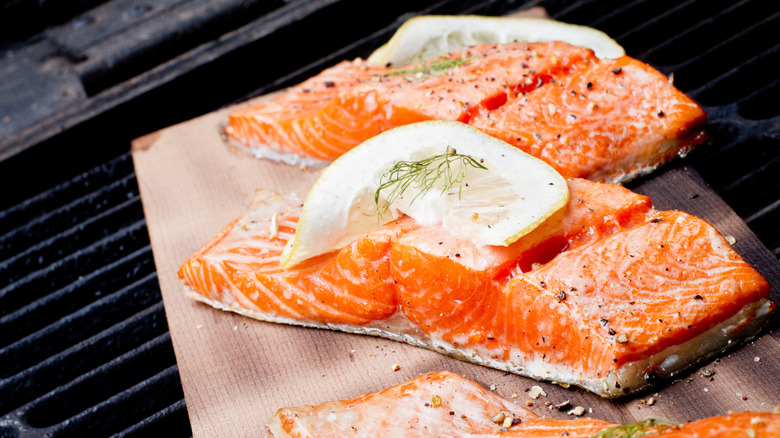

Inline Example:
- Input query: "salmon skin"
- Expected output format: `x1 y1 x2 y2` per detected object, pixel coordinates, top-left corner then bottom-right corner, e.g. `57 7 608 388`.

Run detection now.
178 180 773 398
267 370 780 437
226 42 707 184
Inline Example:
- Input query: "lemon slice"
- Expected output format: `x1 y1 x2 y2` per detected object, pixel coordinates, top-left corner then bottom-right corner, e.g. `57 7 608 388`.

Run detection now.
367 15 624 67
280 121 569 267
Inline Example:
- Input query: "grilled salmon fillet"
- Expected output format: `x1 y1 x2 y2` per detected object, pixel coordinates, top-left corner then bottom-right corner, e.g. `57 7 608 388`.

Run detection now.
226 42 707 184
178 180 772 397
267 371 780 437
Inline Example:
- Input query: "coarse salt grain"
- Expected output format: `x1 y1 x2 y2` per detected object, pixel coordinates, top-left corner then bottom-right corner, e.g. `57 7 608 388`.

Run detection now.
750 417 765 426
528 386 546 399
502 416 513 428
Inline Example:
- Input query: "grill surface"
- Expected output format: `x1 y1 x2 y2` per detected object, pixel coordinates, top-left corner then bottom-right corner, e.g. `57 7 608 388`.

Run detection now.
1 0 779 436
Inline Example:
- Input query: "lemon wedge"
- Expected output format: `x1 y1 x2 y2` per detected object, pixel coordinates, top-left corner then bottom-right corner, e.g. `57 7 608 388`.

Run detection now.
367 15 624 67
280 121 569 268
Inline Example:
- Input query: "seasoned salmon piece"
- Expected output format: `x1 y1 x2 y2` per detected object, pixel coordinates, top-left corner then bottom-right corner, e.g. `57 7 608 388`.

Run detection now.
659 412 780 437
178 181 772 397
179 190 421 326
268 371 549 437
225 42 707 183
267 370 780 437
470 56 707 182
390 182 771 396
227 62 391 164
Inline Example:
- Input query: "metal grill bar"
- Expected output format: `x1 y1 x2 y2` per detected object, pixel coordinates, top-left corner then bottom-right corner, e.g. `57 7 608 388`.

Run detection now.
112 399 190 438
719 155 780 217
739 76 780 120
0 302 167 414
694 137 779 192
0 246 155 348
0 197 143 286
23 333 177 428
0 173 138 257
0 273 161 379
58 365 184 437
694 42 780 106
0 219 149 316
0 153 134 228
745 199 780 258
662 10 780 95
550 0 626 25
593 0 691 45
609 0 732 57
640 0 775 64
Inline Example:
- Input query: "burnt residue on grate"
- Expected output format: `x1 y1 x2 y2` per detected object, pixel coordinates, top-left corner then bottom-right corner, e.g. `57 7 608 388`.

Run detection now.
1 0 780 436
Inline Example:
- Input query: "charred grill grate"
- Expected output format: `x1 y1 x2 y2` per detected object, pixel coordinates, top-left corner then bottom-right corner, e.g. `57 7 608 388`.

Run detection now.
0 150 190 436
1 0 779 436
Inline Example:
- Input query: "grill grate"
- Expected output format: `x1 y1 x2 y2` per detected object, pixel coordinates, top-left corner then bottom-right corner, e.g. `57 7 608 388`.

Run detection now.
1 0 779 436
0 148 190 436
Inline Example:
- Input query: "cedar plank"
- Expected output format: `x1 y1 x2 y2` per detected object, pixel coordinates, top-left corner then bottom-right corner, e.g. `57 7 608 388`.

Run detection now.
132 109 780 437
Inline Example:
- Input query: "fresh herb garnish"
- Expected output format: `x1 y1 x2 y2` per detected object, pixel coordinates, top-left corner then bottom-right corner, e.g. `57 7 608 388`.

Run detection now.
373 146 487 218
592 418 680 438
383 56 475 79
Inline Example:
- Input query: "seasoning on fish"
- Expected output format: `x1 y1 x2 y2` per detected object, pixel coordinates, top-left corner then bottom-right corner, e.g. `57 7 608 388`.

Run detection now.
266 371 780 437
226 41 707 184
178 179 772 397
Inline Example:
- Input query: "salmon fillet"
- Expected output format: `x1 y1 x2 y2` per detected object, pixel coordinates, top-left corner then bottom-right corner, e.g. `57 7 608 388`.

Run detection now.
225 42 707 184
178 180 772 397
267 370 780 437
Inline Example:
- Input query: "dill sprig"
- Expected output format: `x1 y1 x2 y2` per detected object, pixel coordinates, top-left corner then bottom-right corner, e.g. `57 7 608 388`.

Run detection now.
373 146 487 218
592 417 680 438
383 55 475 78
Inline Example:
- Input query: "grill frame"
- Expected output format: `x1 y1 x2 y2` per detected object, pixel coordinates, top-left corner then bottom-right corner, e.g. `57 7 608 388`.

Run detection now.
1 0 779 436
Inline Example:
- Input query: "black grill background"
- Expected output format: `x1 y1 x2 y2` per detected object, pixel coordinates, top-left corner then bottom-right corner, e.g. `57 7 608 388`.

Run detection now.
1 0 778 436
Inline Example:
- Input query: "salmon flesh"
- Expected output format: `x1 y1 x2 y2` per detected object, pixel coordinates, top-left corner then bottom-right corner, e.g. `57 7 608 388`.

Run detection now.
267 370 780 437
178 180 773 398
226 42 707 184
